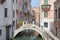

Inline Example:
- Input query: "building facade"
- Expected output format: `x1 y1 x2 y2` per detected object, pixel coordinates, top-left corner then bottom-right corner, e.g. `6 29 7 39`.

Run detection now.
16 0 31 29
0 0 13 40
40 0 56 30
0 0 20 40
54 0 60 39
23 0 31 23
32 7 40 26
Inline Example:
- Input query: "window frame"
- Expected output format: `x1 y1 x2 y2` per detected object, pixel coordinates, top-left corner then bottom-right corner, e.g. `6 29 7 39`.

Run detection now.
13 0 14 3
55 9 57 19
44 11 48 17
5 8 8 17
13 10 15 18
44 22 48 27
58 7 60 19
44 0 48 5
0 29 2 36
13 21 15 26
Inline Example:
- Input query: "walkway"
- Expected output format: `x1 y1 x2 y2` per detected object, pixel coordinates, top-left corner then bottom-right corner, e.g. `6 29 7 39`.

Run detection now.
44 30 60 40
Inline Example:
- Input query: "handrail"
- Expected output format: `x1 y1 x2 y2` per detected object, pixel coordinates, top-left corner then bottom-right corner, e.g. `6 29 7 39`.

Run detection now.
14 23 45 37
44 30 60 40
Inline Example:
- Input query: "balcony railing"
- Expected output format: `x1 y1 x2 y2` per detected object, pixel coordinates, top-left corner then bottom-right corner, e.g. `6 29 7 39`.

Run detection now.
0 0 6 4
41 4 51 12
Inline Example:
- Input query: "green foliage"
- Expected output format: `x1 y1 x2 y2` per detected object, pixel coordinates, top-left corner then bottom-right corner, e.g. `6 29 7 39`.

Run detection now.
17 20 23 27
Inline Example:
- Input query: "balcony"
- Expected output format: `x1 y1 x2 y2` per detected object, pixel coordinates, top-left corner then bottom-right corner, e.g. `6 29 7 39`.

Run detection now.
41 4 51 12
0 0 6 4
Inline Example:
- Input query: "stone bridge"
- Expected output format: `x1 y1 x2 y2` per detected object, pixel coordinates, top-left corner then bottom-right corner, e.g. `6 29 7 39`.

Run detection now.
13 21 60 40
13 21 45 38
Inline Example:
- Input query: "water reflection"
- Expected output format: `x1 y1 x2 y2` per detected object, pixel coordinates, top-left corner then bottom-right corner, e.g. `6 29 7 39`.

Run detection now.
14 29 43 40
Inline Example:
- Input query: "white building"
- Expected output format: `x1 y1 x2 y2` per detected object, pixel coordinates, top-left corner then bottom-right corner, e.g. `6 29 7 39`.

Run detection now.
40 0 56 30
12 0 17 31
0 0 17 40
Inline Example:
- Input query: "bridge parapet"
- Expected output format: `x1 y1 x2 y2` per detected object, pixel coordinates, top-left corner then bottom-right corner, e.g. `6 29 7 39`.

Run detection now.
14 23 45 38
14 21 46 39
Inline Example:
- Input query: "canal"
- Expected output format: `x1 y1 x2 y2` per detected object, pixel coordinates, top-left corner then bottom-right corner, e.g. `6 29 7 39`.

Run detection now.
13 29 43 40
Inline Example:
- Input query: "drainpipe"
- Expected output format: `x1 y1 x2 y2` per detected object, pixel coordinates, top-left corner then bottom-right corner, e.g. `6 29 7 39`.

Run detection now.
39 7 40 27
39 0 40 27
11 1 13 39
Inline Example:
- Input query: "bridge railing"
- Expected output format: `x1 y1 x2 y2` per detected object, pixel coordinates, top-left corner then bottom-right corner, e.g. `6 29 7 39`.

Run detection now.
23 21 35 26
44 30 60 40
16 20 43 30
16 20 44 32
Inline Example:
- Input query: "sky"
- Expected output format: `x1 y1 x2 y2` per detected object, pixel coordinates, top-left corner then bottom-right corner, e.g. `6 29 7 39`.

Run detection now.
31 0 40 7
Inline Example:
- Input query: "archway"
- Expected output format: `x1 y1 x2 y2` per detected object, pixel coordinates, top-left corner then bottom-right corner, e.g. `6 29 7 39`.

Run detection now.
14 24 44 38
14 28 43 38
13 29 43 40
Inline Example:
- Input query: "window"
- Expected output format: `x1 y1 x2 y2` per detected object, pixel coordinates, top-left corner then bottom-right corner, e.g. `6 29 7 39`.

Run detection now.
55 9 57 19
13 21 15 26
0 29 1 35
44 11 48 17
16 0 17 3
6 28 9 40
20 11 22 15
44 0 48 5
58 7 60 18
5 8 8 17
44 22 48 27
13 0 17 3
23 6 28 13
13 0 14 3
13 10 15 18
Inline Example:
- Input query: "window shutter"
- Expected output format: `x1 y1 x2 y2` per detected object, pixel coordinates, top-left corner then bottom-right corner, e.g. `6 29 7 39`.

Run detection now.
58 7 60 18
5 8 7 17
44 0 48 5
44 12 48 17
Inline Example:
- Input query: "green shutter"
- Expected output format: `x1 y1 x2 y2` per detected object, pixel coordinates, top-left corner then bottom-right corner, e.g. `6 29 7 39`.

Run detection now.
55 9 57 19
58 7 60 18
44 0 48 5
44 12 48 17
44 0 48 17
44 22 48 27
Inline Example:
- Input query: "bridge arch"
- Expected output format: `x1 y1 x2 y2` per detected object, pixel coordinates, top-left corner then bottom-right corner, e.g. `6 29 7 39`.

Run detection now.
14 24 44 38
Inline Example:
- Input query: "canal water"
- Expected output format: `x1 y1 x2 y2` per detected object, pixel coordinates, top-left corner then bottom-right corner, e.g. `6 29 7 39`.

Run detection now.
14 29 43 40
